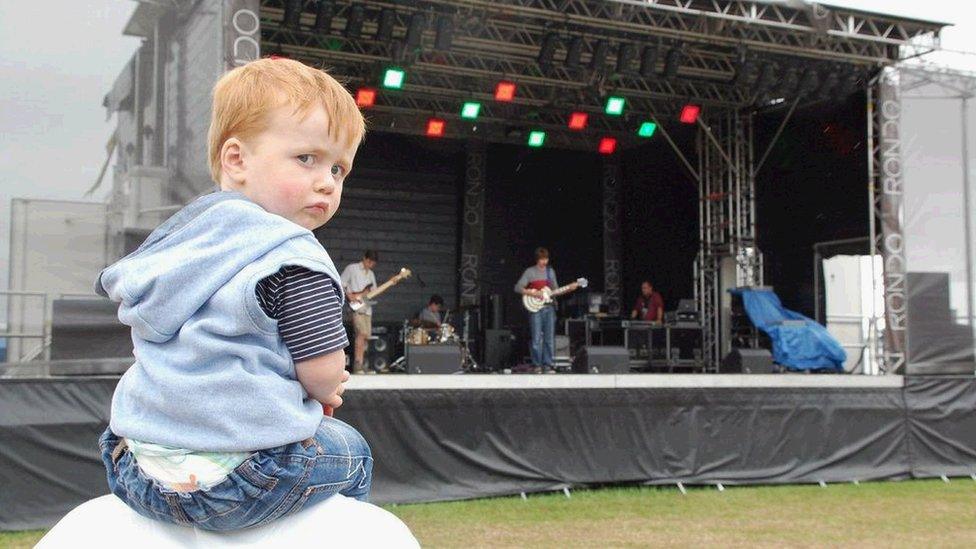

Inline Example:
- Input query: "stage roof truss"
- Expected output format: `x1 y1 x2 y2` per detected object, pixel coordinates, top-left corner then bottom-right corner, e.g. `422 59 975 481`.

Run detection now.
256 0 945 148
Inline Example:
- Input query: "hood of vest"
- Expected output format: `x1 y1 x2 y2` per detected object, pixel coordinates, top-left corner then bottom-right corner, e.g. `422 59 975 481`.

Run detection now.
94 191 313 343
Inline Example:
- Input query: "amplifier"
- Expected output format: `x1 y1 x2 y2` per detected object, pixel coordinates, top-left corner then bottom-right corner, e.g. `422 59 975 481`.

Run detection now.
572 346 631 374
483 329 514 370
406 344 463 374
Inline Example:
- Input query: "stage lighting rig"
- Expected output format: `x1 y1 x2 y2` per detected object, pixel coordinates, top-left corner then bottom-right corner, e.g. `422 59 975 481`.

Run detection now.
537 33 560 68
435 16 453 51
755 63 778 93
405 12 426 51
283 0 302 29
663 45 684 78
376 9 395 42
730 55 755 87
815 68 840 98
565 36 584 69
314 0 333 33
639 45 659 78
616 43 636 75
796 68 819 96
345 5 364 38
590 40 609 72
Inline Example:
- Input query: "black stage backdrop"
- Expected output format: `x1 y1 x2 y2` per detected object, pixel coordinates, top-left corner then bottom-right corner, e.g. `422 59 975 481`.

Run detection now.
754 93 870 316
483 144 604 333
4 376 976 530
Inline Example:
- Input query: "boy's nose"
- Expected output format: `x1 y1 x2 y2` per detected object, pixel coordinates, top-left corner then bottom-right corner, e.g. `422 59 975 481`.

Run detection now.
314 176 337 193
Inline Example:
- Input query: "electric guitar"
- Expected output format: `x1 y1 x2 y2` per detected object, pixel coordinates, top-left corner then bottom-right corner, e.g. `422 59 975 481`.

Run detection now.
522 278 588 313
348 267 412 312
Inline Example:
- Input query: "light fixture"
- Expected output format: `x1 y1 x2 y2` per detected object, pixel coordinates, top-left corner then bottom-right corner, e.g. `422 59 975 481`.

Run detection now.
568 112 588 130
679 104 700 124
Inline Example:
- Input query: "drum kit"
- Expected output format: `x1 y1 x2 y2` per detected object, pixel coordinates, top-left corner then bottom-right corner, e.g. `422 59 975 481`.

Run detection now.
391 304 481 372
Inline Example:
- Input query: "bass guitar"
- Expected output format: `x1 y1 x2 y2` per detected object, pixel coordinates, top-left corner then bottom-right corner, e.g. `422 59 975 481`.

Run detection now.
348 267 412 312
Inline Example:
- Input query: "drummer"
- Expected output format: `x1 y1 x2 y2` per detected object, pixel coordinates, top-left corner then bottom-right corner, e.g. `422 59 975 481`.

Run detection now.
417 294 445 328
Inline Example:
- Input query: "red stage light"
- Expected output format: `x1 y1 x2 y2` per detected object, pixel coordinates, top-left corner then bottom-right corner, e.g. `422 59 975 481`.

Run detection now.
355 88 376 108
495 81 516 102
568 112 588 130
426 118 446 137
679 104 701 124
598 137 617 155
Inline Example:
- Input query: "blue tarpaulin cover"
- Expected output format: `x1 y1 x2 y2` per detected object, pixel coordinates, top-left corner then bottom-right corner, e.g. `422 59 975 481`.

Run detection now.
730 288 846 371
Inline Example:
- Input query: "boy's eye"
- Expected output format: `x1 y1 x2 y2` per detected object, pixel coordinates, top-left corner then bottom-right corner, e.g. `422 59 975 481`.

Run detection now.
297 154 315 166
331 164 345 177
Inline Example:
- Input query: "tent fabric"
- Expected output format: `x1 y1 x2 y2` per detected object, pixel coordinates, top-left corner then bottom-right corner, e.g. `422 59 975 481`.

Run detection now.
732 288 846 371
11 375 976 530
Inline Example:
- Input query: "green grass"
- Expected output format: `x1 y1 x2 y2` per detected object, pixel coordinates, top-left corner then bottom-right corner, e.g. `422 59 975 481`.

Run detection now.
4 480 976 548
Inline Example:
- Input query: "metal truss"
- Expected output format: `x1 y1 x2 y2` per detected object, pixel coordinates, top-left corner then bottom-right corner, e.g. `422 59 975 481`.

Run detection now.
258 0 943 145
695 110 760 370
866 75 885 373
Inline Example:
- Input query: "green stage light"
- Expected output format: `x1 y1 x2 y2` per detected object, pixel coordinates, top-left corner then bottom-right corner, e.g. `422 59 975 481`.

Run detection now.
527 130 546 147
382 68 405 89
461 102 481 120
605 96 625 115
638 121 657 137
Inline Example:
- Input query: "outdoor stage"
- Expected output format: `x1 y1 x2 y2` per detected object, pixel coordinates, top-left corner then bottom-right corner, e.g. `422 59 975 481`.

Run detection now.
3 373 976 530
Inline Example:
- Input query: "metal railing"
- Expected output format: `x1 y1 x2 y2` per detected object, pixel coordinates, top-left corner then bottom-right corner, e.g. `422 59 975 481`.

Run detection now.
1 290 100 362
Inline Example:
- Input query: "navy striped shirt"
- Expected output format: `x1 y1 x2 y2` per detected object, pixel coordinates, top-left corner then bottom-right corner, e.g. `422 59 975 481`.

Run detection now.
255 266 348 362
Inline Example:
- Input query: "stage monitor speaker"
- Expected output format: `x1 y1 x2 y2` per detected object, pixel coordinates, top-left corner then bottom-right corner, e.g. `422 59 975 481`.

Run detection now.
484 329 514 370
407 344 462 374
572 346 630 374
721 348 774 373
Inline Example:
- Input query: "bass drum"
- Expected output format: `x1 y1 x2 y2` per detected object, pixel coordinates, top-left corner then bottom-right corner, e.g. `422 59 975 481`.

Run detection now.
407 327 430 345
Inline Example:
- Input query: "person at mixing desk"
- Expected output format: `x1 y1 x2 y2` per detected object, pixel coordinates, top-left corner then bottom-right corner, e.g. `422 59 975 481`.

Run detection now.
631 280 664 324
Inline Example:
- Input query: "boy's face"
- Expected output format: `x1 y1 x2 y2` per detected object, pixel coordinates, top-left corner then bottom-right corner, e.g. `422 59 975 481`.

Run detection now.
222 103 357 231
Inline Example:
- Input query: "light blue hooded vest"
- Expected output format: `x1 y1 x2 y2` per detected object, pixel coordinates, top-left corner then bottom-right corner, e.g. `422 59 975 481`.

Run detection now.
96 191 343 451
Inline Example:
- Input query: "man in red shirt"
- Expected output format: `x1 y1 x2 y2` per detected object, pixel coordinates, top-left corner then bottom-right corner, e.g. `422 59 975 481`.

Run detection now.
631 280 664 324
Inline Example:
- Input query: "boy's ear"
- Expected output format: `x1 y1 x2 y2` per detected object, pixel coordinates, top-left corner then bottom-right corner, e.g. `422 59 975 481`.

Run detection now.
220 138 247 186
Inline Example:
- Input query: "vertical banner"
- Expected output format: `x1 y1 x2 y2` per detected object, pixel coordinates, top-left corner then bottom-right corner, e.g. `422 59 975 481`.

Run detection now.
878 68 908 373
224 0 261 71
602 160 623 316
460 140 486 307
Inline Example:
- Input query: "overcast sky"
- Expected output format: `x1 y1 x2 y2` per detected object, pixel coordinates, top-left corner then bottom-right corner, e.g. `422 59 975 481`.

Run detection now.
1 0 975 295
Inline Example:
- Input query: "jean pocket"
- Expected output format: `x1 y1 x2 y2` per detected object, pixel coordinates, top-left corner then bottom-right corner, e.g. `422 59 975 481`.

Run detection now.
181 454 282 528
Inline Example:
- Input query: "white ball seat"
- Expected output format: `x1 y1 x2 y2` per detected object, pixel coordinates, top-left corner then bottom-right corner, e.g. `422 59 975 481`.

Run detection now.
37 494 419 548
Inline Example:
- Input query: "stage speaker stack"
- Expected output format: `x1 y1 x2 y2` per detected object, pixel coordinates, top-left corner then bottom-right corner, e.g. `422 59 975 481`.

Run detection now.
50 298 131 360
721 348 774 373
554 335 571 368
483 328 514 370
406 344 463 374
572 346 630 374
366 325 395 372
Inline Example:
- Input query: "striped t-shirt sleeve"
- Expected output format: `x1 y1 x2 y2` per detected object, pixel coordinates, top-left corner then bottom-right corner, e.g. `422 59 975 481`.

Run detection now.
255 265 349 362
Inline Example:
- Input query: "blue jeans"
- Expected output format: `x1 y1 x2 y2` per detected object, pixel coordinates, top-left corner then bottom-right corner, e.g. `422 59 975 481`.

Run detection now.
529 305 555 366
98 417 373 531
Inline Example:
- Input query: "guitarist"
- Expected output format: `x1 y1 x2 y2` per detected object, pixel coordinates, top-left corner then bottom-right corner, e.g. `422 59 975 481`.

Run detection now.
514 247 578 373
341 250 379 374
